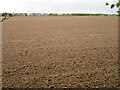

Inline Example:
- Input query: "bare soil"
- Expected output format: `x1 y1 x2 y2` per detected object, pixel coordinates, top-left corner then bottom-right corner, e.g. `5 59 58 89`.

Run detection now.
2 16 119 88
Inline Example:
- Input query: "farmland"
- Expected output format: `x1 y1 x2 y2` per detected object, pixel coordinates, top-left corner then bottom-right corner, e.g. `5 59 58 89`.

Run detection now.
2 16 119 88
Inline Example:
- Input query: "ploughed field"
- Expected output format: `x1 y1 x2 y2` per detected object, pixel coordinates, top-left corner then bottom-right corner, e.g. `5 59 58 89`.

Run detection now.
2 16 119 88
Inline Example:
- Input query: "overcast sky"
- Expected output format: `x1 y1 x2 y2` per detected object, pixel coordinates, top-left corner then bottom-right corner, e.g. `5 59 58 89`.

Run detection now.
0 0 118 14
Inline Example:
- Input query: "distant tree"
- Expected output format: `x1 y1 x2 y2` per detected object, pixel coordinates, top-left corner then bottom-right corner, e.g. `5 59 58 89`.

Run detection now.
106 0 120 16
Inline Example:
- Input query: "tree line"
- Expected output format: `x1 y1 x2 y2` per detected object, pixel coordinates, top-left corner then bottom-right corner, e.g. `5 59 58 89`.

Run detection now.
0 13 117 16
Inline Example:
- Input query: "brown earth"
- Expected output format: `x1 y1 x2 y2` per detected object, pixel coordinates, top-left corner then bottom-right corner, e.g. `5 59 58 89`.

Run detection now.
2 16 119 88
